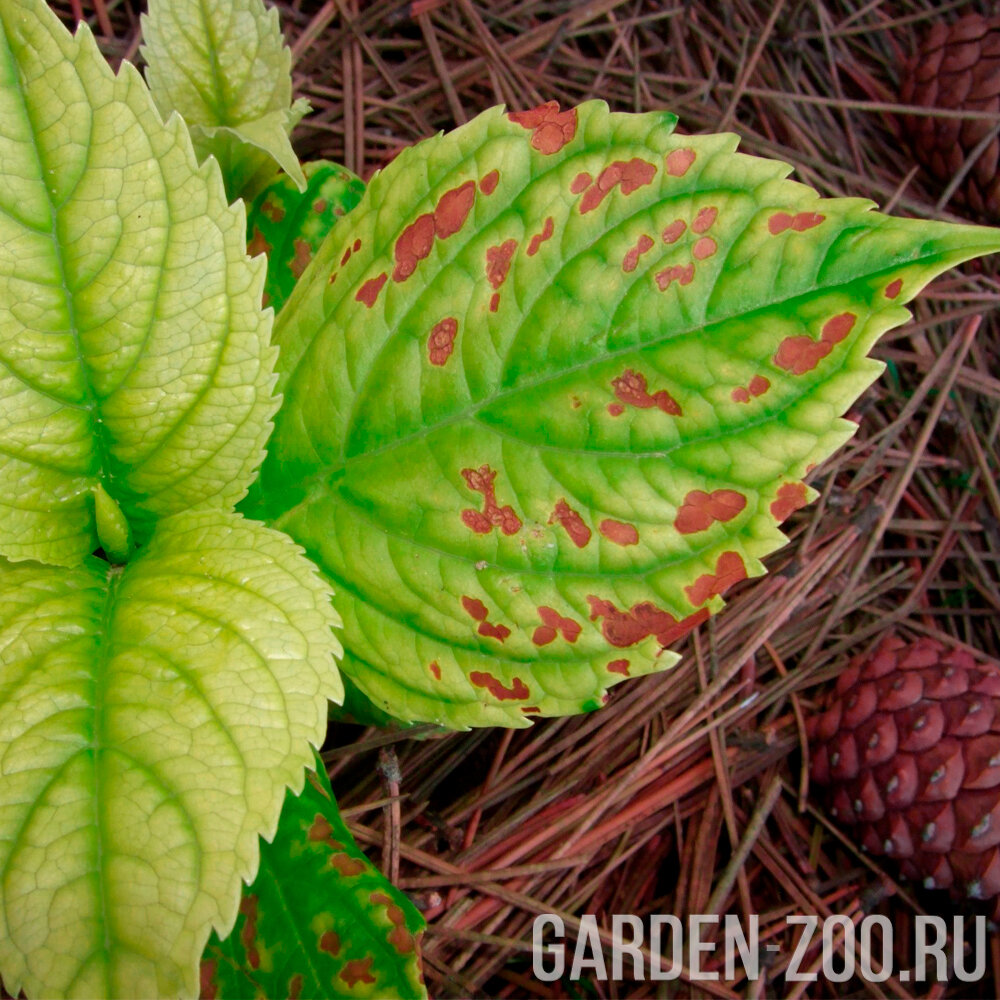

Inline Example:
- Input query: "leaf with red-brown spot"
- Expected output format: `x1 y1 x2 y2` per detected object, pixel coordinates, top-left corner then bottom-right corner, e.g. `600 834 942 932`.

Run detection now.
246 160 366 313
201 753 425 999
247 101 1000 729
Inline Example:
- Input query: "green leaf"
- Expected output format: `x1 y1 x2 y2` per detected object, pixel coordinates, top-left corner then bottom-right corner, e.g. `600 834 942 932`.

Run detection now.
247 161 367 314
0 0 278 568
330 668 427 729
255 101 1000 729
202 753 426 1000
142 0 308 198
0 509 343 999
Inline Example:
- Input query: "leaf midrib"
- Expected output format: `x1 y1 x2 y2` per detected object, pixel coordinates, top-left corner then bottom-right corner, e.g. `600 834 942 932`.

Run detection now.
283 258 894 502
2 22 112 490
196 0 232 125
276 145 889 495
92 564 121 997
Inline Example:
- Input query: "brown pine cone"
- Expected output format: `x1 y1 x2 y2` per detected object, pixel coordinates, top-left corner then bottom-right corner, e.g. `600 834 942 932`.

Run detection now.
899 14 1000 219
808 634 1000 912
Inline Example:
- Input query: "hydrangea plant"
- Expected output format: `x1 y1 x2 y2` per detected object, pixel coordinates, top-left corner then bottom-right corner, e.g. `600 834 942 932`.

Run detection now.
1 0 998 995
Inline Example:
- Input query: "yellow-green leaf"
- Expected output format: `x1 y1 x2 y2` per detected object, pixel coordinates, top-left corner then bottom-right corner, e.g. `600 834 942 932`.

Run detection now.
0 510 343 999
142 0 307 197
0 0 278 568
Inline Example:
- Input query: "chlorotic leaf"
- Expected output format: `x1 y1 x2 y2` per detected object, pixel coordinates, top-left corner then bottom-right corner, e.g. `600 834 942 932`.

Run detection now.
142 0 307 197
247 161 367 313
0 509 343 1000
250 101 1000 730
202 753 426 1000
0 0 278 568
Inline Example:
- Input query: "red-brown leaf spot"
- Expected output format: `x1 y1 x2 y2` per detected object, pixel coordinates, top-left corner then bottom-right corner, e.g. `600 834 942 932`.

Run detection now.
340 957 377 988
674 489 747 535
470 671 530 700
508 101 578 154
522 705 541 714
330 852 367 876
462 596 510 641
429 661 442 680
611 369 682 416
478 620 512 641
599 519 639 546
239 896 260 970
308 815 333 842
428 317 458 366
340 244 353 267
290 239 312 278
607 658 630 676
607 402 625 416
313 199 328 215
261 196 285 223
822 312 856 344
654 263 695 291
532 624 558 646
200 961 219 1000
885 278 903 299
773 336 832 375
774 311 857 375
486 239 517 289
768 211 825 235
571 171 592 194
622 234 655 273
579 158 657 214
587 596 710 647
665 148 696 177
692 206 718 233
770 481 810 522
527 217 554 257
489 292 501 313
371 891 417 954
435 181 477 238
289 974 303 1000
392 180 476 282
692 237 717 260
353 238 361 252
532 606 581 645
684 551 747 606
731 374 770 403
247 227 271 258
392 214 435 283
479 169 500 195
661 219 686 244
319 931 341 956
461 595 489 621
549 498 591 547
355 272 388 308
460 464 522 536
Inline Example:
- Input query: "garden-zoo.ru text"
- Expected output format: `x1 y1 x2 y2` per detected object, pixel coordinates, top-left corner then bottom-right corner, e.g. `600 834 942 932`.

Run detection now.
532 913 986 984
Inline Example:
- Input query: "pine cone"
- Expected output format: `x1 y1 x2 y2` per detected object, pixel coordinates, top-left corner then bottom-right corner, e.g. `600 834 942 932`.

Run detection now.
809 634 1000 913
899 14 1000 219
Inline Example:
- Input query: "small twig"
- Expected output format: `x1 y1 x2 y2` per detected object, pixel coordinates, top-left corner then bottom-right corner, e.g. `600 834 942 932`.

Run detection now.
377 747 402 884
706 774 784 916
